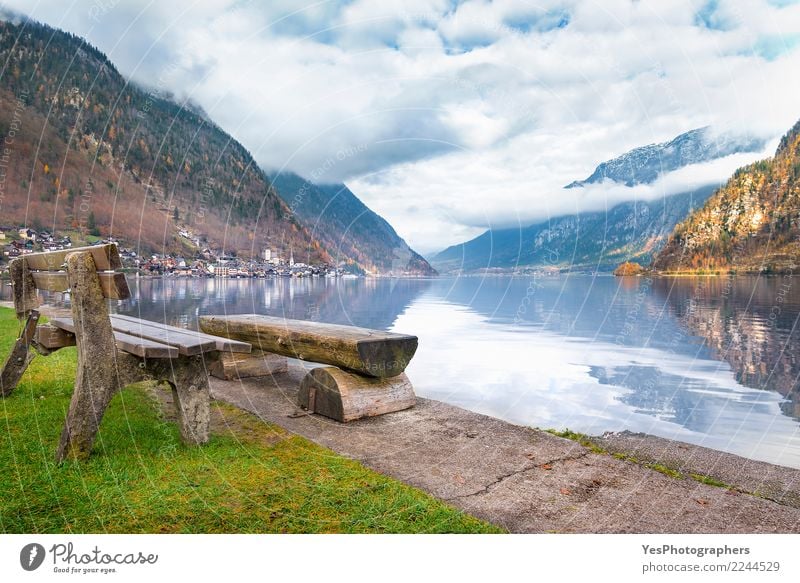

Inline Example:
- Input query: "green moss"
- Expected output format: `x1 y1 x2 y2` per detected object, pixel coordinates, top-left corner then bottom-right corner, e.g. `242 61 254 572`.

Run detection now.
0 307 501 534
689 473 733 489
547 429 685 479
645 463 683 480
545 428 607 455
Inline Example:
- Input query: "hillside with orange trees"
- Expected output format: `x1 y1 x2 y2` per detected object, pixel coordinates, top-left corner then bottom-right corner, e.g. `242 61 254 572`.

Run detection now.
653 119 800 274
0 16 327 262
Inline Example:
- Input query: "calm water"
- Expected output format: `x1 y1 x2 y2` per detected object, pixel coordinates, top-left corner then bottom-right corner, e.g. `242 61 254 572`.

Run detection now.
6 274 800 468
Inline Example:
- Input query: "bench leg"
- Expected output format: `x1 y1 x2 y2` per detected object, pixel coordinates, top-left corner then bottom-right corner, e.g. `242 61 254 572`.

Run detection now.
145 355 211 445
56 253 122 463
0 311 40 397
55 359 121 462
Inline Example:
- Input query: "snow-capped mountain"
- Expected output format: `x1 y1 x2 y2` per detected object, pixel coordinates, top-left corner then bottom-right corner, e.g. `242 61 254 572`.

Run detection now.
566 127 765 188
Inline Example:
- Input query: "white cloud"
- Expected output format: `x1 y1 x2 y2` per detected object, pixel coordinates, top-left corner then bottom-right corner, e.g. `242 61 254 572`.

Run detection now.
3 0 800 253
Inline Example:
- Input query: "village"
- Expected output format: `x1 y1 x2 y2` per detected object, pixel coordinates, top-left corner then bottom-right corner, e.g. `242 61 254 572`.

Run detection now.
0 227 352 279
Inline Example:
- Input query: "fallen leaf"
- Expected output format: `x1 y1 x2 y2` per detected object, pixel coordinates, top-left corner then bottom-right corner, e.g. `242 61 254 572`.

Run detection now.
454 474 466 484
560 487 571 495
695 498 710 506
539 463 553 470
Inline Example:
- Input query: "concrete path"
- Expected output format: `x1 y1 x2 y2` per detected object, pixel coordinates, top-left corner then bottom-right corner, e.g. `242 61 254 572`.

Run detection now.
210 365 800 533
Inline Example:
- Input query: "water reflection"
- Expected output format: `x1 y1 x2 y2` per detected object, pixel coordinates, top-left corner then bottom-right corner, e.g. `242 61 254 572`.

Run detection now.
3 274 800 467
114 277 431 332
395 275 800 467
651 276 800 419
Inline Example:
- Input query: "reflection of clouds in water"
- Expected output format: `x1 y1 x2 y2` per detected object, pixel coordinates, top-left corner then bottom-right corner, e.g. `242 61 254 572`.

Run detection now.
394 298 800 469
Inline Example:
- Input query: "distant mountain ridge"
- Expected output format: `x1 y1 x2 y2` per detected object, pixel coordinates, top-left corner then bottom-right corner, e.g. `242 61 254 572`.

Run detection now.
566 127 765 188
433 127 765 273
432 188 715 272
653 119 800 273
269 172 436 275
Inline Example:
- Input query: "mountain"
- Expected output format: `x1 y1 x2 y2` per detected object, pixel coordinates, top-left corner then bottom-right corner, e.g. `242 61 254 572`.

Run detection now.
653 119 800 274
433 127 765 273
268 172 436 275
0 16 327 261
432 188 715 272
566 127 764 188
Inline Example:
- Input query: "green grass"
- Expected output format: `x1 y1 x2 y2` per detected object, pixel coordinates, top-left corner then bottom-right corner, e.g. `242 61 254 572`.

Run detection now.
0 307 501 533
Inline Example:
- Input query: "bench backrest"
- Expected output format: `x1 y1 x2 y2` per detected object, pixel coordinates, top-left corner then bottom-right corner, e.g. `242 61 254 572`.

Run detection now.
10 244 131 316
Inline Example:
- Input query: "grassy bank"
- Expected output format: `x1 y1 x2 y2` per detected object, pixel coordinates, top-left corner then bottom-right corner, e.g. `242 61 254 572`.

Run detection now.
0 307 500 533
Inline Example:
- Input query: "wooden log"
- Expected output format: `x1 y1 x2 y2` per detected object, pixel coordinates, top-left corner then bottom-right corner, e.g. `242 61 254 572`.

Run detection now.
298 366 416 422
209 349 288 380
0 311 40 397
9 258 39 317
199 314 418 378
30 271 130 300
24 244 122 271
56 252 123 462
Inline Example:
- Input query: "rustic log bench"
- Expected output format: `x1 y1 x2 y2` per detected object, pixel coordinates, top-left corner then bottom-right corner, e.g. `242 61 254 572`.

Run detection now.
199 314 418 422
0 244 251 462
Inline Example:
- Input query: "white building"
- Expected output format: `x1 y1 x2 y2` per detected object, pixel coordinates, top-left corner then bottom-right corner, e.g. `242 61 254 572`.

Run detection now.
263 248 272 261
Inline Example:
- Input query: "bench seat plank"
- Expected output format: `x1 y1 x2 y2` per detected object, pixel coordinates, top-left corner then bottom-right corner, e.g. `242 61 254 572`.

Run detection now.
50 317 178 358
199 314 418 378
111 314 251 354
107 317 216 355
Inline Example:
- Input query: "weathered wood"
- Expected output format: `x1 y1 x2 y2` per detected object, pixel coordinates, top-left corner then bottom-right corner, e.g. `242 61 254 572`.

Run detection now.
23 244 122 271
34 324 76 350
0 311 40 396
50 317 179 359
30 271 131 300
147 354 212 444
112 314 252 353
209 349 288 380
9 258 39 316
113 352 211 445
298 366 416 422
199 314 418 378
56 252 123 462
6 245 222 460
108 316 216 355
112 332 179 359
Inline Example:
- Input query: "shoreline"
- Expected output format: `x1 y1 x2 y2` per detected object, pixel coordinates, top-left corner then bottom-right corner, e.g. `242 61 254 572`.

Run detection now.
212 365 800 533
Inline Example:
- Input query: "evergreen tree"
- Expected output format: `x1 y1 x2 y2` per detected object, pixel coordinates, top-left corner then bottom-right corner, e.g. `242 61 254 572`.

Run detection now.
87 211 100 236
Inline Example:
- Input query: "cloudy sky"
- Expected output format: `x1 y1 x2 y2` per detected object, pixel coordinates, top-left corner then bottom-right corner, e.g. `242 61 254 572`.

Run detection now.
5 0 800 254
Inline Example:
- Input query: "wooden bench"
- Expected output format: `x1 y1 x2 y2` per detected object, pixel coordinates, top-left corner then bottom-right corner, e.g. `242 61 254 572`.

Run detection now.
199 314 418 422
0 244 251 462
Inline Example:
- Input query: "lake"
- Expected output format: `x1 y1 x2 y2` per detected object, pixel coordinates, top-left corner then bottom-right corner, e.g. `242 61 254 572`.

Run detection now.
6 273 800 468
